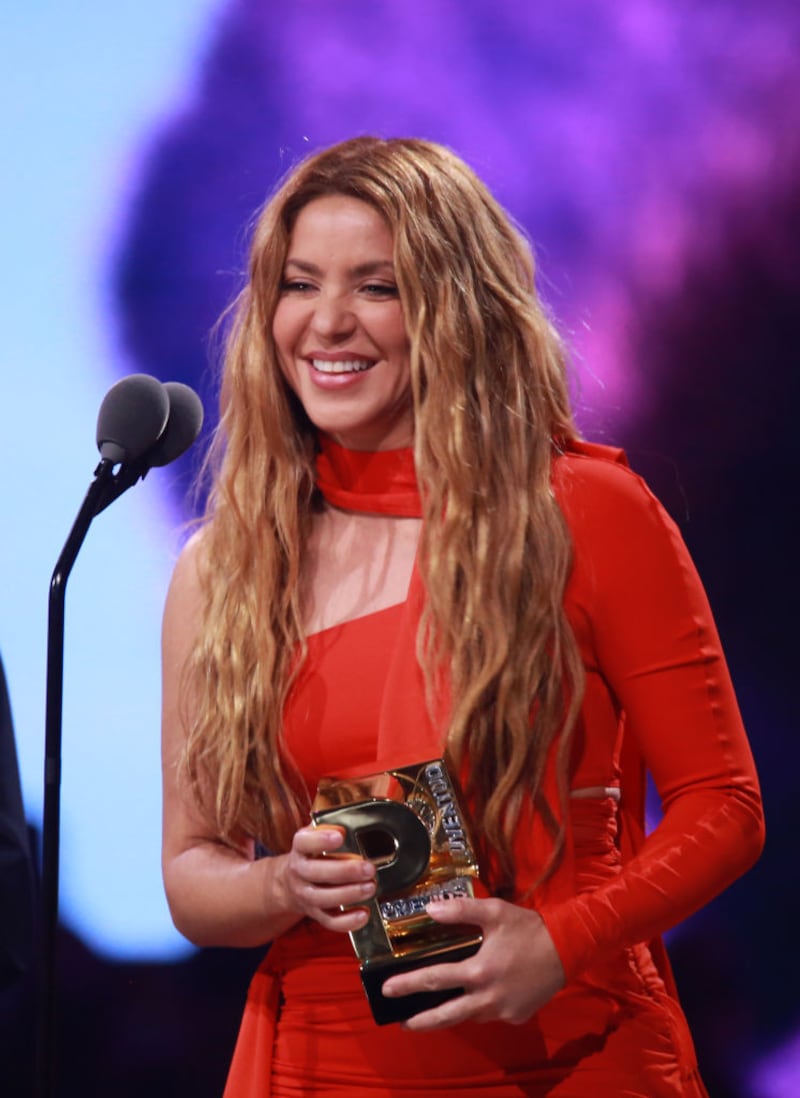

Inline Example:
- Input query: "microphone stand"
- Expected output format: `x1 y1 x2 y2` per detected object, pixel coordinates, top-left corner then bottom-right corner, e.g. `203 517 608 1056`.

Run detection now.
33 371 201 1096
36 456 149 1098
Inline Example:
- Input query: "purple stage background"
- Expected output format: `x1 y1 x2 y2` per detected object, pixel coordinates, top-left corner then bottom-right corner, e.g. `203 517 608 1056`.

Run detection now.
5 1 799 1094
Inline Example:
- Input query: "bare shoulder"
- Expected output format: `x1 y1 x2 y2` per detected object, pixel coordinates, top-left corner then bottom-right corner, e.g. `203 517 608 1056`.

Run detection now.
163 529 208 624
161 528 212 686
162 530 210 767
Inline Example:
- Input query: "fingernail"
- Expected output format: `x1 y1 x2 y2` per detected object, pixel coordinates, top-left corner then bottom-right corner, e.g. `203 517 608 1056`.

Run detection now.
426 901 447 915
321 830 342 845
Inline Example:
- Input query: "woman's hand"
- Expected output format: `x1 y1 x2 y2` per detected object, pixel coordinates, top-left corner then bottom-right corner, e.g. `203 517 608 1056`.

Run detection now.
278 825 376 933
381 896 566 1029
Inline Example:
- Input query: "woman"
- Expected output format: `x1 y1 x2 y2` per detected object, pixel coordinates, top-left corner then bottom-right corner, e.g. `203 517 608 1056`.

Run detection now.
161 136 764 1096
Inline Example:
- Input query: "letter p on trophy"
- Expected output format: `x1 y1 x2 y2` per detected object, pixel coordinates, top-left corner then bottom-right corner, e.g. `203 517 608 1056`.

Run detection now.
312 759 484 1025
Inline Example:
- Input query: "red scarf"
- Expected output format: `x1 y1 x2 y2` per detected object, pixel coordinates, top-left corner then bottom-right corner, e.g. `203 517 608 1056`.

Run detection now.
315 433 422 518
315 434 444 773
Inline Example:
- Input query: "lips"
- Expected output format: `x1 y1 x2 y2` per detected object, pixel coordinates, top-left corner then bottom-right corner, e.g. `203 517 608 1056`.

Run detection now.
310 357 375 375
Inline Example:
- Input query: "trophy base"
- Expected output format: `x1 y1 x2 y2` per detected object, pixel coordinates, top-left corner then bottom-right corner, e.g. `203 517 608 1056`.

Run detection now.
361 939 481 1026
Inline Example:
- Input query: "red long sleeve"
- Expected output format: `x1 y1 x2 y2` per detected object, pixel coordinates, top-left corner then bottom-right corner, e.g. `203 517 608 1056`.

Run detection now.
539 448 765 981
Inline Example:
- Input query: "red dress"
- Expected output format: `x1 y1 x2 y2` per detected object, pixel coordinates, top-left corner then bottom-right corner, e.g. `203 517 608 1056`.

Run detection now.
223 438 764 1097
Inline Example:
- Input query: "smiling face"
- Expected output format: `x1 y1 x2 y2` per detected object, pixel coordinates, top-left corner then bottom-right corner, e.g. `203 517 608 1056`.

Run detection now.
272 194 413 452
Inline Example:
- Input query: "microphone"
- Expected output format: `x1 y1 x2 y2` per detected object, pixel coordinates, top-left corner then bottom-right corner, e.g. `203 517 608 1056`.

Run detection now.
92 375 204 515
143 380 205 468
96 372 170 464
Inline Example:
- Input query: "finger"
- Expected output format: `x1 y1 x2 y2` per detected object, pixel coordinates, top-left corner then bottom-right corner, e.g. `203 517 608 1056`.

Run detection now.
296 876 377 912
381 958 473 1001
313 903 372 934
292 826 345 856
294 853 375 888
424 896 495 927
400 989 485 1032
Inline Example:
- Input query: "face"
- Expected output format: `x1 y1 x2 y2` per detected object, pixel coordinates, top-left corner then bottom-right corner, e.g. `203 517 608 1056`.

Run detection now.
272 194 413 451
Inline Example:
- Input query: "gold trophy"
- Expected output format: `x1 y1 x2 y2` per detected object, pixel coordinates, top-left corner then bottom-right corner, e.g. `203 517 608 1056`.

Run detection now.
312 758 483 1025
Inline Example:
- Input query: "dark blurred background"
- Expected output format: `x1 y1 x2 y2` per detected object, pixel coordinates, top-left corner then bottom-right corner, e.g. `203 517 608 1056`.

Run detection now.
2 1 798 1094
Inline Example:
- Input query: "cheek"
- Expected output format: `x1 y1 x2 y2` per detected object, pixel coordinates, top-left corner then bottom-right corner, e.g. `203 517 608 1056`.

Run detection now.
273 325 300 386
383 311 411 360
271 305 288 354
272 299 303 355
270 312 297 388
276 354 299 400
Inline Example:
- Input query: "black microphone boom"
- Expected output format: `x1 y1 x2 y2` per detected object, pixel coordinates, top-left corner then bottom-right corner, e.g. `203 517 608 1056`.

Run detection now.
36 373 203 1098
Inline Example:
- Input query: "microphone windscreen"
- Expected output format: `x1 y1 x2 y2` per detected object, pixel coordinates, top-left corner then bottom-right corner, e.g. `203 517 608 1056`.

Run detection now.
96 374 170 464
145 382 204 467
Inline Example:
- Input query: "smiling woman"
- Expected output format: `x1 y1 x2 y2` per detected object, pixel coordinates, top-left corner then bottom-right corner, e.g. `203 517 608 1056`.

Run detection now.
273 194 413 451
159 136 763 1098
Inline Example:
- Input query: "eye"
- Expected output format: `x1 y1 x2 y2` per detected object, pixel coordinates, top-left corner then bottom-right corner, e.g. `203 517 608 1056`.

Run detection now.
361 282 399 298
280 279 315 294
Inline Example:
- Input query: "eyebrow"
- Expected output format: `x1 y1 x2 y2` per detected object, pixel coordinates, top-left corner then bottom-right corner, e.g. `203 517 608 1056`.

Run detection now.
283 259 396 278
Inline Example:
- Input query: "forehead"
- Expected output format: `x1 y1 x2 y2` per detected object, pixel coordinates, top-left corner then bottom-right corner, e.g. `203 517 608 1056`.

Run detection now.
286 194 394 259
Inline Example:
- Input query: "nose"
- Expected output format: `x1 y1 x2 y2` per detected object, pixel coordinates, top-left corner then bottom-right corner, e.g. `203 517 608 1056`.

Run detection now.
309 291 356 342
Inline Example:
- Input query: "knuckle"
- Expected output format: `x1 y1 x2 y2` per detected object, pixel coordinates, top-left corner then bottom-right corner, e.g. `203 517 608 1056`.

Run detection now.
419 969 442 992
300 881 318 905
497 998 528 1025
467 958 487 985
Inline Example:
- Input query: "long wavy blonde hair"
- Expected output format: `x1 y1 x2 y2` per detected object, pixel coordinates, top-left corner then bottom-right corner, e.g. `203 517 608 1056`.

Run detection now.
182 136 584 893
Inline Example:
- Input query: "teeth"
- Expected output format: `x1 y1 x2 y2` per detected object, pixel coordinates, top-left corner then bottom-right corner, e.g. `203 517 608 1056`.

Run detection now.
311 358 373 375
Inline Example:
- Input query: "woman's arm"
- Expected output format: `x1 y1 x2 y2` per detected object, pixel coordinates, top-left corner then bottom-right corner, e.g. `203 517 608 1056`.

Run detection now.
161 536 297 947
382 453 764 1028
538 455 765 979
161 536 375 948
